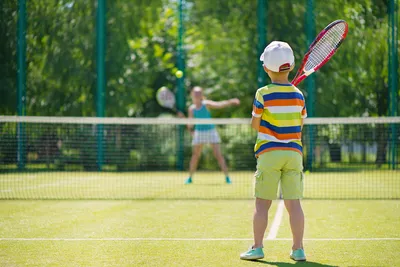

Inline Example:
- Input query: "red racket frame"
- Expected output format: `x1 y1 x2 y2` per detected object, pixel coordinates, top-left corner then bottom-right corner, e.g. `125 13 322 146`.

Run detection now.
292 20 348 86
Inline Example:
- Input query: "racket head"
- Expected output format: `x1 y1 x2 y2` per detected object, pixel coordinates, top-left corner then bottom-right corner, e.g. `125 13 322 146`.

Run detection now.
156 86 176 109
292 20 348 86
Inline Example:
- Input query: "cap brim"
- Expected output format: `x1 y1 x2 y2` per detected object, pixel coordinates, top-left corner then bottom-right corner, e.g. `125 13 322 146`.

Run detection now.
259 52 264 61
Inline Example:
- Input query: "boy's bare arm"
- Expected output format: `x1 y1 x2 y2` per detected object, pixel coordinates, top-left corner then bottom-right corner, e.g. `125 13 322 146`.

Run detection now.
204 98 240 109
251 116 261 131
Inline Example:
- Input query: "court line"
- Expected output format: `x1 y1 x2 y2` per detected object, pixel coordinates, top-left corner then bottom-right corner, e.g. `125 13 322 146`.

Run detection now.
0 175 40 192
266 200 284 240
0 237 399 241
2 175 102 193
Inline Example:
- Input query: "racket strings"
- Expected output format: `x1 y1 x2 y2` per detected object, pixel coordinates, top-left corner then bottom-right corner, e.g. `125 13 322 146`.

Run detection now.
159 91 174 101
305 23 346 71
156 88 176 109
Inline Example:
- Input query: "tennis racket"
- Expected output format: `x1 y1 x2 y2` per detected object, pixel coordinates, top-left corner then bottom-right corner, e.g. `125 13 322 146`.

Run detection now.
292 20 348 86
156 86 177 113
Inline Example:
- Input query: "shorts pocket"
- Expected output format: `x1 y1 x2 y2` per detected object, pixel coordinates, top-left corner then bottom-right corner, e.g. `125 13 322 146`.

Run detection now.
254 170 263 182
300 172 304 197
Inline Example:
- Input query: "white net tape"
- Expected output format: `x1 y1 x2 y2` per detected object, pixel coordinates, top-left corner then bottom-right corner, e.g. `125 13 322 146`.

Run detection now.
1 116 399 125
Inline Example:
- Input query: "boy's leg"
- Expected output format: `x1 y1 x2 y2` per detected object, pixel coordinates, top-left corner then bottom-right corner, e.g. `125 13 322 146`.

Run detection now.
240 197 272 260
280 151 305 260
253 152 282 247
241 152 282 260
284 199 304 250
253 198 272 248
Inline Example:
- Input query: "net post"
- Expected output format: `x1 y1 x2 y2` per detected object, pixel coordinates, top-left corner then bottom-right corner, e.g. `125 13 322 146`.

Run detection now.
257 0 267 88
96 0 106 171
388 0 399 170
17 0 27 170
176 0 186 171
305 0 315 171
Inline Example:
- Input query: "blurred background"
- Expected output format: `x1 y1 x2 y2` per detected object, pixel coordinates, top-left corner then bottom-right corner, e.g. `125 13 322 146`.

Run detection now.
0 0 398 198
0 2 399 266
1 0 398 118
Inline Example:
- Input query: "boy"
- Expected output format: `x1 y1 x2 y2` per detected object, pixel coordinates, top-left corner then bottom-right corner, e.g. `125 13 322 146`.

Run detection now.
240 41 307 261
184 86 240 184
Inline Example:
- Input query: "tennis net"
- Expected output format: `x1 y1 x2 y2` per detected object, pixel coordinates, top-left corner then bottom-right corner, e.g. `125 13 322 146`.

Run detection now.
0 116 399 199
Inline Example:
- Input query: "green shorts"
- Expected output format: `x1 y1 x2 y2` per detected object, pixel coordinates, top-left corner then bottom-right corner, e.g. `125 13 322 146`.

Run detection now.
254 150 304 200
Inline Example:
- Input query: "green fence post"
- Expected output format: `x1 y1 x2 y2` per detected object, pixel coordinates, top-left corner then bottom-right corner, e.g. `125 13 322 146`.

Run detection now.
388 0 398 170
96 0 106 171
257 0 267 88
176 0 186 171
305 0 315 171
17 0 27 170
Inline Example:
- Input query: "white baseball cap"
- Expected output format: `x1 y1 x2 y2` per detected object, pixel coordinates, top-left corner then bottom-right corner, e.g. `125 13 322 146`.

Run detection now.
260 41 294 72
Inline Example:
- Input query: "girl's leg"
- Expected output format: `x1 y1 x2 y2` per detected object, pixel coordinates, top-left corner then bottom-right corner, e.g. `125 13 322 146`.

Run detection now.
211 143 228 176
186 144 203 182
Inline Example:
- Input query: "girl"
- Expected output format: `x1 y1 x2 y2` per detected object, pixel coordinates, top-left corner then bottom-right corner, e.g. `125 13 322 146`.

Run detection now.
184 86 240 184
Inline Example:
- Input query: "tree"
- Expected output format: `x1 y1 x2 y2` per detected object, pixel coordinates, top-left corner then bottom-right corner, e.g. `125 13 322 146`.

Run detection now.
0 0 17 115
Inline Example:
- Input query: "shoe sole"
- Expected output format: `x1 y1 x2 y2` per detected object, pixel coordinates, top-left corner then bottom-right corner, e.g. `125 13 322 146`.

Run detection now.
290 256 306 261
240 255 264 260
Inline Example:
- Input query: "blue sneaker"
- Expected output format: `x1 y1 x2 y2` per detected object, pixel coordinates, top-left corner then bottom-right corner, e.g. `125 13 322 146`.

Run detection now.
184 177 192 184
225 176 232 184
290 248 306 261
240 246 264 260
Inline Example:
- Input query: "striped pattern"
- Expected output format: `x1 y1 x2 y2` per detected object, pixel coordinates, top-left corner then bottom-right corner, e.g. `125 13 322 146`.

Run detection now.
252 84 307 157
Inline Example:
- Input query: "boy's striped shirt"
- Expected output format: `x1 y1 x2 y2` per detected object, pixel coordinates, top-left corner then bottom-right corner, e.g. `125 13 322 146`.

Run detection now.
252 83 307 157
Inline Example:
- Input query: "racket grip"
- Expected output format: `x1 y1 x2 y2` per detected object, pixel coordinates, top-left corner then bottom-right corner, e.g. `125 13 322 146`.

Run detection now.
292 75 307 86
293 68 315 86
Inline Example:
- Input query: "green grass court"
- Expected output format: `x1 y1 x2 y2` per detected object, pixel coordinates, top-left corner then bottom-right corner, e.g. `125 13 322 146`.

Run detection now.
1 171 399 199
0 171 399 266
0 200 399 266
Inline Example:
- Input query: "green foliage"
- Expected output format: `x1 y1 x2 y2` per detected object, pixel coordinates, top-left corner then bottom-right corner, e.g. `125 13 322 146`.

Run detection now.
0 0 17 115
23 0 96 116
1 0 399 171
0 0 398 117
313 0 391 117
107 0 175 117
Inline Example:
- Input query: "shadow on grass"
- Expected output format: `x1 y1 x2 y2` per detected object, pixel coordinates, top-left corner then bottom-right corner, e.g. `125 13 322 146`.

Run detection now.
252 260 338 267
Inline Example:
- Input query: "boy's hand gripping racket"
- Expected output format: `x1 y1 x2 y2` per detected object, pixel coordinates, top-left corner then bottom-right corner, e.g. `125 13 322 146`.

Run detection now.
292 20 348 86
